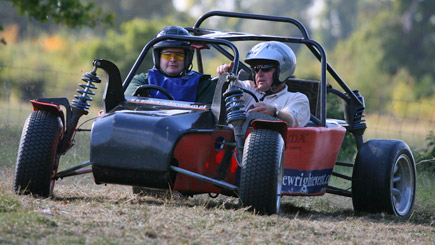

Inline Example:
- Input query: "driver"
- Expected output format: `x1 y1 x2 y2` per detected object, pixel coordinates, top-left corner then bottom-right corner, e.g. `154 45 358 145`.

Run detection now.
124 26 216 104
217 41 310 127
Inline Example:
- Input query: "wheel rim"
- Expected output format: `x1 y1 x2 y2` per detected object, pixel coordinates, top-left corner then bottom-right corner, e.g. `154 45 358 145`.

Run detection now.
276 184 281 214
275 147 285 214
276 172 282 214
391 154 415 216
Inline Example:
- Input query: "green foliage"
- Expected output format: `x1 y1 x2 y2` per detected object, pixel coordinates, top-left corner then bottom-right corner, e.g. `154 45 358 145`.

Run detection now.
414 131 435 172
0 15 194 102
0 0 432 123
328 5 434 116
0 33 89 101
6 0 113 28
315 0 359 50
97 0 177 29
85 18 190 79
85 19 160 78
415 169 435 222
314 0 435 116
0 192 21 213
0 25 4 44
0 124 21 168
330 13 390 111
380 0 435 85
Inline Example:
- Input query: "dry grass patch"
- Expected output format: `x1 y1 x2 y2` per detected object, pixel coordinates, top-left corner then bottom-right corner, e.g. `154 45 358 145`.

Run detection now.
1 168 434 244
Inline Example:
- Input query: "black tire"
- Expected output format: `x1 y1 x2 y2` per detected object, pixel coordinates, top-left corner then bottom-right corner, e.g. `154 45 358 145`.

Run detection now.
14 110 63 197
352 139 416 218
239 129 284 215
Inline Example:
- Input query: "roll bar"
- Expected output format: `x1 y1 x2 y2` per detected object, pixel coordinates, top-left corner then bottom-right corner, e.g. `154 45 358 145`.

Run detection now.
191 11 365 127
123 35 240 89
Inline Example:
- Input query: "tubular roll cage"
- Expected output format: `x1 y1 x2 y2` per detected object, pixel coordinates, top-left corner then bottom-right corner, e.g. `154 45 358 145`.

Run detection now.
190 11 365 128
57 11 366 198
188 11 365 197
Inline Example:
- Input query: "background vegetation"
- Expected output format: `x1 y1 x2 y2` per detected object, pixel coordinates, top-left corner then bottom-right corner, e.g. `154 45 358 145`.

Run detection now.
1 0 434 105
1 0 433 160
0 0 433 243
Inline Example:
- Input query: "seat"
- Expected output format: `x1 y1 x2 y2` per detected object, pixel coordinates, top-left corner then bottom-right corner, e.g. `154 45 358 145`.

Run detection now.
286 78 320 119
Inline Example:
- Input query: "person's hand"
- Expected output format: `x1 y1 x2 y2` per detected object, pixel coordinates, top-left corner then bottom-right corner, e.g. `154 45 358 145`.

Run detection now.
247 102 276 116
216 61 234 76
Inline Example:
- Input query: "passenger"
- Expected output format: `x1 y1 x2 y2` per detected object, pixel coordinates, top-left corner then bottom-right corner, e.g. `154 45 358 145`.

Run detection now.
125 26 216 104
217 41 310 127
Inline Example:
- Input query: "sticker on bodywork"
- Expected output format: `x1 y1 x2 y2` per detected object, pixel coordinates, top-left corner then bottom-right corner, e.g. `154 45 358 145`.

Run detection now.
128 98 209 110
282 168 333 194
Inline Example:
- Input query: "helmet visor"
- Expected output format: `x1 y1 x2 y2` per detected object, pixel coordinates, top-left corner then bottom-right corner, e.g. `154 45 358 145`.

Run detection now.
160 52 185 61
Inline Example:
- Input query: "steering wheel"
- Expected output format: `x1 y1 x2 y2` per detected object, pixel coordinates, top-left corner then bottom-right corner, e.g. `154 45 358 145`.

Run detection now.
133 84 175 100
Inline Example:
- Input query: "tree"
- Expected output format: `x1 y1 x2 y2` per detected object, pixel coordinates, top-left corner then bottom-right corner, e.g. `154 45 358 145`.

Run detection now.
97 0 177 28
84 18 188 79
315 0 358 50
327 0 435 115
1 0 113 44
380 0 435 92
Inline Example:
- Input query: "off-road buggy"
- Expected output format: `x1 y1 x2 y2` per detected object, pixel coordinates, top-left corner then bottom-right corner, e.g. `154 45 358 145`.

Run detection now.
13 11 416 218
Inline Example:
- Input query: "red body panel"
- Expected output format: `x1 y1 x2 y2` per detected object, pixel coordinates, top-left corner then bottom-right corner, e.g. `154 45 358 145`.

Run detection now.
173 126 346 196
284 127 346 170
282 127 346 195
173 130 238 194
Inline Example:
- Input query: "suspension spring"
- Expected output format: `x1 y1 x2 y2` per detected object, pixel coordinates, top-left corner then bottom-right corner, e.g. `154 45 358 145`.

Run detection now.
223 86 246 124
71 67 101 113
352 90 366 130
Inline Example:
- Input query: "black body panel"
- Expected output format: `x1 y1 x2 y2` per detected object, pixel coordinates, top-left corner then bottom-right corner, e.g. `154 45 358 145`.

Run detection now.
91 100 216 187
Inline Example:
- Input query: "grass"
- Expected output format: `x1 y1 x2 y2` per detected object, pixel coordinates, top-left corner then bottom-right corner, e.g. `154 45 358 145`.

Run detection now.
365 113 433 150
1 102 434 243
0 101 95 169
329 163 435 225
0 168 433 244
0 125 21 169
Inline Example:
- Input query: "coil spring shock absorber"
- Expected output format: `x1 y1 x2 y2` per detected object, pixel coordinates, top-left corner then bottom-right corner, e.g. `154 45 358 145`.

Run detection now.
71 67 101 113
223 74 247 163
224 87 246 124
347 90 366 149
60 66 102 153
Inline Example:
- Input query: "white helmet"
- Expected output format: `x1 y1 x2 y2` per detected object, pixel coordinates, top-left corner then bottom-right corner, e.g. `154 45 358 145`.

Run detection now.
245 41 296 83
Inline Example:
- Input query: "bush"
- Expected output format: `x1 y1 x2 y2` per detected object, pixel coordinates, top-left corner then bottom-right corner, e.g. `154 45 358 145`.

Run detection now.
415 131 435 173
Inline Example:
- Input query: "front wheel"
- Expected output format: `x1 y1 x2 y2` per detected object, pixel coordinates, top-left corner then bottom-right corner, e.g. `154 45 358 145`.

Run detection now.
239 129 285 215
352 139 416 218
14 110 63 197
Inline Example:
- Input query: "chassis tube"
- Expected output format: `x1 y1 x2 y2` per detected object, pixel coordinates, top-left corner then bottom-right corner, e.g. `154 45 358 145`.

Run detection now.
170 166 238 191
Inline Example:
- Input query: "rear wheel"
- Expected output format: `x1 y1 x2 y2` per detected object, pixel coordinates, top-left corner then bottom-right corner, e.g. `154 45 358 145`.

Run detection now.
14 110 63 197
239 129 284 215
352 139 416 218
